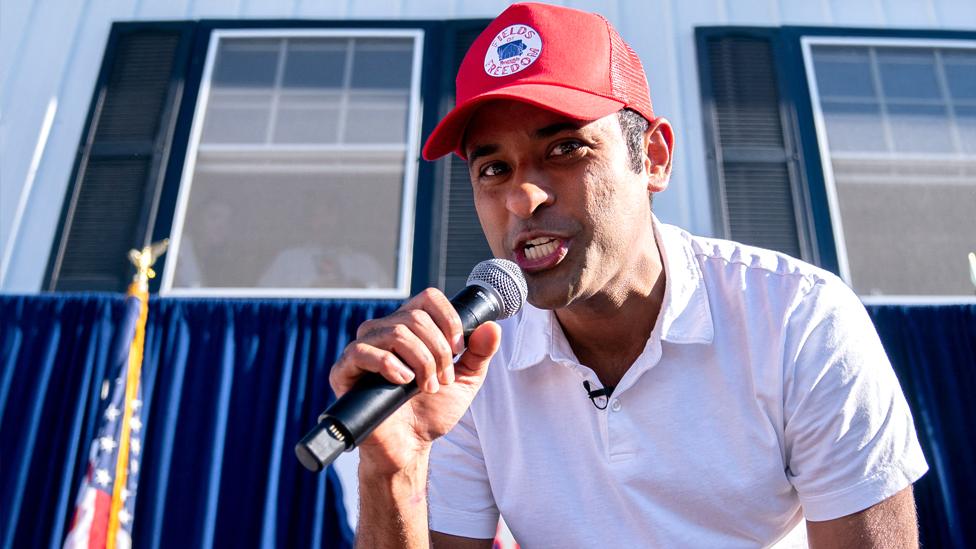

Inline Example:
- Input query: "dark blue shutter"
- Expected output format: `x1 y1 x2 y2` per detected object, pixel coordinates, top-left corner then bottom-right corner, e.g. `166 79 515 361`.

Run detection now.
437 23 493 295
697 29 816 262
46 24 193 291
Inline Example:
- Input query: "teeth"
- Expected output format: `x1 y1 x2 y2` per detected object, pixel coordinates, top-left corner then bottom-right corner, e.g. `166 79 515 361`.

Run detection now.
524 238 559 260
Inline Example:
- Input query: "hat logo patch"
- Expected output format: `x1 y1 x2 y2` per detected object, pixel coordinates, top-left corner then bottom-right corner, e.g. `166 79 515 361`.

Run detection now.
484 24 542 77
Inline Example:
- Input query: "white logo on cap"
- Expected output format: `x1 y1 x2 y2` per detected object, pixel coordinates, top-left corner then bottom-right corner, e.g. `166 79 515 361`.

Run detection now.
484 24 543 78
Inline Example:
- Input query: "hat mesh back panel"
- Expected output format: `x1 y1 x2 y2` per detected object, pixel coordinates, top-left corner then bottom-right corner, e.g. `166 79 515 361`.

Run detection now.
607 25 654 121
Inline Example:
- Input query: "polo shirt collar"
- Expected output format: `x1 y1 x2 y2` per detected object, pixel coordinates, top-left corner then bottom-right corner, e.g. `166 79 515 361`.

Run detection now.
506 216 714 371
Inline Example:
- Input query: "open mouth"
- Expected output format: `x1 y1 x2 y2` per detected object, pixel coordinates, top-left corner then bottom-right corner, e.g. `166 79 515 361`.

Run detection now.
524 237 559 260
516 235 568 271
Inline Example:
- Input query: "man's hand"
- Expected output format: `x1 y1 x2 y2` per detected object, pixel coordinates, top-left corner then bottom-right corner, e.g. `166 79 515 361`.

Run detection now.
807 486 919 548
330 288 502 549
329 288 502 474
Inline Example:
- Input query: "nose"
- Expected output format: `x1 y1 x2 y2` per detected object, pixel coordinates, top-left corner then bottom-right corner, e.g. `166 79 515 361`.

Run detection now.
506 176 553 219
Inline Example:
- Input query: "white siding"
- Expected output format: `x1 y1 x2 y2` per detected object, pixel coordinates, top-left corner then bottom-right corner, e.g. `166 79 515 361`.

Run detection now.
2 0 974 291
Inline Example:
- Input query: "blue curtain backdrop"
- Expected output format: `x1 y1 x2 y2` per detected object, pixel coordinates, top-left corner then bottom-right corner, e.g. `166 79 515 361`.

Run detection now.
0 294 398 549
867 304 976 549
1 294 126 549
1 295 973 547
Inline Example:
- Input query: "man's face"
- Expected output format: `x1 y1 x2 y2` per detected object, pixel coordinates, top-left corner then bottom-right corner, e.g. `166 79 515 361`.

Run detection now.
464 101 663 311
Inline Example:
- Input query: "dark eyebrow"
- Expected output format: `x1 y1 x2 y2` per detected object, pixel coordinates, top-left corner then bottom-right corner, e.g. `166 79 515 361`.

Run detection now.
466 121 583 165
467 144 498 165
535 121 584 138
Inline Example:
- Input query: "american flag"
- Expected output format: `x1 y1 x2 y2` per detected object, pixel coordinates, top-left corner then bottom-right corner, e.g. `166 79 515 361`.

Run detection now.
64 285 148 549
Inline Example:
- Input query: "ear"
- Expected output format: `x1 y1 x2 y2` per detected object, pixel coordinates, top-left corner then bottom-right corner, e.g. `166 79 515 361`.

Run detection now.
642 118 674 194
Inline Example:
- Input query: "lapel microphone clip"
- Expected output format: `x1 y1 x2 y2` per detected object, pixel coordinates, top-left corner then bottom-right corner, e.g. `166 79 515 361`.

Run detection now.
583 380 615 410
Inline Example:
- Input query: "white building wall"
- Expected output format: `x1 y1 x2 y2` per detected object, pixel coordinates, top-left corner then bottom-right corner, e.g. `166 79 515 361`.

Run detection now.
2 0 975 291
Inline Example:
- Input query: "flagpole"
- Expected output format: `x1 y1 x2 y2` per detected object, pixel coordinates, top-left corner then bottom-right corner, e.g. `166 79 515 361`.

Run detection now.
105 241 166 549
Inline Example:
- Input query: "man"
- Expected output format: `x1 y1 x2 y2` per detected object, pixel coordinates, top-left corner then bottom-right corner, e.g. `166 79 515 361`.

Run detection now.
328 3 928 547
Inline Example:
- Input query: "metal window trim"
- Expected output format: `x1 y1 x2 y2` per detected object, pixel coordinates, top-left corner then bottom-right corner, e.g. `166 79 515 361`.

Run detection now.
160 28 426 299
800 35 976 50
800 35 976 299
860 295 976 306
163 286 409 299
0 99 57 288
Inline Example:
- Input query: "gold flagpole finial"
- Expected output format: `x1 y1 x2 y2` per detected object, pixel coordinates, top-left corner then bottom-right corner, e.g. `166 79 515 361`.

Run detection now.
128 239 169 289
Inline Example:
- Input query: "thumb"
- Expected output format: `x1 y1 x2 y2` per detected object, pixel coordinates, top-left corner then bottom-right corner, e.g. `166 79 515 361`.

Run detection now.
454 321 502 380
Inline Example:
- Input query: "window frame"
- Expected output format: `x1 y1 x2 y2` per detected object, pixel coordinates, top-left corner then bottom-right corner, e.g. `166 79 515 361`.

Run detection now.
159 27 427 299
799 34 976 305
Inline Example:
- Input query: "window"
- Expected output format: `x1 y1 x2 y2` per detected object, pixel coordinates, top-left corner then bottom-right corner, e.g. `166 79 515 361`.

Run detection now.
802 38 976 299
698 27 976 303
160 30 424 298
48 20 495 297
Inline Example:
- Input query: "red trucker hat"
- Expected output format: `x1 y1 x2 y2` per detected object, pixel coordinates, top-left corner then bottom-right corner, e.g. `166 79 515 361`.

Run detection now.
422 2 655 160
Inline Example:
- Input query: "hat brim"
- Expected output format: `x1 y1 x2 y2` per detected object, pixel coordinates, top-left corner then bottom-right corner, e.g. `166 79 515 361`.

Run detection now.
421 83 626 161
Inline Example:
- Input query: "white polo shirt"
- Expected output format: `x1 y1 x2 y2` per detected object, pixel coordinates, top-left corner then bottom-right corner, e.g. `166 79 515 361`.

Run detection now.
428 220 927 547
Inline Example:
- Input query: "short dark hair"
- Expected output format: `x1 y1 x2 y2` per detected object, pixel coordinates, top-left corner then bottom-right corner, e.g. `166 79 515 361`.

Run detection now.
617 108 649 173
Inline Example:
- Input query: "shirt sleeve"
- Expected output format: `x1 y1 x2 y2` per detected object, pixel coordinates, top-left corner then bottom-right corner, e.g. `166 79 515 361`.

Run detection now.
782 276 928 522
428 407 499 539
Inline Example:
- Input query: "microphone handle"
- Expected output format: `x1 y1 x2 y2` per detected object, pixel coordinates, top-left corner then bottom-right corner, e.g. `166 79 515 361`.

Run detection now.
323 374 419 449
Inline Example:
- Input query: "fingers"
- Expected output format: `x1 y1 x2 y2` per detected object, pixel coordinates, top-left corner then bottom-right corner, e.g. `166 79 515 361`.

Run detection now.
329 342 415 397
398 308 456 387
402 288 465 355
332 288 464 397
455 321 502 379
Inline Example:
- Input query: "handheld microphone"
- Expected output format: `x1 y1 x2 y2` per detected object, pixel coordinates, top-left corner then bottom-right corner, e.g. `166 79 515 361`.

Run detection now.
295 259 527 472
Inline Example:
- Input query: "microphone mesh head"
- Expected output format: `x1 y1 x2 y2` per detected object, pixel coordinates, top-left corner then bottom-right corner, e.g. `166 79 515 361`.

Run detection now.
466 259 527 319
